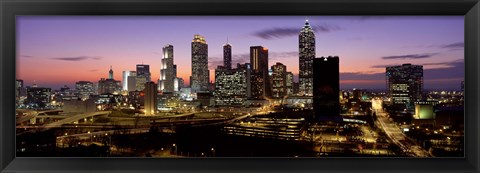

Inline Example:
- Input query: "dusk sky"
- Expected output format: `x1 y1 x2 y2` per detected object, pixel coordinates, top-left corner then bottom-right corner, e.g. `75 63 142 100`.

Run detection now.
17 16 464 90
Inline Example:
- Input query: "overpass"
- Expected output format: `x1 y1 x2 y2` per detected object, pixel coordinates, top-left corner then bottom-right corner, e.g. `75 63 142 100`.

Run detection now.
16 109 64 124
44 111 111 129
150 112 196 120
151 118 229 127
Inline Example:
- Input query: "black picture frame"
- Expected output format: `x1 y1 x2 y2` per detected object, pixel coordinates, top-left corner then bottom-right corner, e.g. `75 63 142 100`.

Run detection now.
1 0 479 172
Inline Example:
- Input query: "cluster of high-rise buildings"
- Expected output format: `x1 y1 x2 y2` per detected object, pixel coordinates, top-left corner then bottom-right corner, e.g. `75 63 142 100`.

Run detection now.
212 20 318 107
16 19 458 118
14 20 326 115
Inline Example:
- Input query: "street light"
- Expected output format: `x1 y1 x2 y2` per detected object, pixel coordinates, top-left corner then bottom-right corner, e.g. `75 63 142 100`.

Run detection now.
211 148 215 157
172 143 177 155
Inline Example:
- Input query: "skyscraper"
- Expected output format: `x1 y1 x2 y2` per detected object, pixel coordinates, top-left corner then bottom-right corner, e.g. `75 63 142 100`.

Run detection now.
250 46 269 99
313 56 340 119
271 62 287 98
122 71 136 91
136 64 151 91
26 87 51 107
16 79 24 105
159 44 175 92
75 81 94 100
299 19 315 96
127 72 137 92
98 79 122 94
98 67 122 94
223 42 232 70
386 63 423 106
190 34 209 93
286 72 294 96
144 82 157 116
214 64 249 106
108 65 114 80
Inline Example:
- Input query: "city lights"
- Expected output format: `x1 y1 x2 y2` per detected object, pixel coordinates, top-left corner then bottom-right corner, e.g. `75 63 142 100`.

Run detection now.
15 16 464 158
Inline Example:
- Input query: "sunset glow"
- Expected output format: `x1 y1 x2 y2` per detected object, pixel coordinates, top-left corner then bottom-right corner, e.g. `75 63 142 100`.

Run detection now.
17 16 464 90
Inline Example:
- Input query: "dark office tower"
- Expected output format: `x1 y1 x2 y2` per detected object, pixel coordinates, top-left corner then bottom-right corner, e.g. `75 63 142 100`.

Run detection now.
271 62 287 98
98 78 122 95
26 87 51 107
173 65 177 78
299 19 316 96
191 34 209 93
386 64 423 106
108 65 114 80
136 64 151 91
313 56 340 118
223 42 232 70
461 81 464 92
144 82 157 116
159 44 175 92
250 46 269 99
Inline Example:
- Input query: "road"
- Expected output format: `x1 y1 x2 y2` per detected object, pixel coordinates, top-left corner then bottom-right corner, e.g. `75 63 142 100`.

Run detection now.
376 109 431 157
16 110 38 124
44 111 112 129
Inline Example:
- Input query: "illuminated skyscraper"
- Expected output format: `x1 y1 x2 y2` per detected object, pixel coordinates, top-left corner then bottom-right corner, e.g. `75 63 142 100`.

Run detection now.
250 46 269 99
159 44 175 92
75 81 94 100
313 56 340 118
386 63 423 106
214 64 249 106
271 62 287 98
223 42 232 70
144 82 157 116
286 72 294 96
16 79 24 105
136 64 151 91
122 71 136 91
299 19 315 96
190 34 209 93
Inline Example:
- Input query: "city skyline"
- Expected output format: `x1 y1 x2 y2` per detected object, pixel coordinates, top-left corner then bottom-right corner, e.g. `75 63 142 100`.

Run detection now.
17 16 464 90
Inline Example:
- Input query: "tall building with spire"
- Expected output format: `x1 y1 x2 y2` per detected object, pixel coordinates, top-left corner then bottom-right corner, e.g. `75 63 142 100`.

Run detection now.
108 65 114 79
299 19 316 96
223 39 232 70
190 34 209 93
159 44 175 92
98 66 121 94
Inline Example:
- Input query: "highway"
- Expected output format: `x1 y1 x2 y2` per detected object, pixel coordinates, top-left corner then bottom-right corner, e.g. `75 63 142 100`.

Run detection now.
44 111 112 129
376 109 431 157
16 109 64 124
16 110 38 124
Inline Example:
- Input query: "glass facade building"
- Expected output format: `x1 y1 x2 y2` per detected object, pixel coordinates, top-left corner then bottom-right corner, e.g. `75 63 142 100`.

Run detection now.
299 20 315 96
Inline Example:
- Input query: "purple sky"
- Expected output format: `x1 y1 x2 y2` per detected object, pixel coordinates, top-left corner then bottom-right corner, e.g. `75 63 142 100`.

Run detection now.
17 16 464 91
